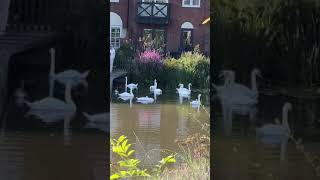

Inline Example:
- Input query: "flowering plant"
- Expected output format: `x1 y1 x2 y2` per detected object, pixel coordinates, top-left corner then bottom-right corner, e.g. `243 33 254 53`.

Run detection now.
138 49 163 64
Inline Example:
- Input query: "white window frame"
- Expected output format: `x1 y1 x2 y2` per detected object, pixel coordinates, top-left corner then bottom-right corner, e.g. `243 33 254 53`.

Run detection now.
182 0 200 8
110 26 122 49
142 0 168 3
110 0 119 2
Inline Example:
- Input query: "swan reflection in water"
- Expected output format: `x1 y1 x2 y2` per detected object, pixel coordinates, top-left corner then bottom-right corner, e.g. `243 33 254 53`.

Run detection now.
25 80 76 146
176 107 189 137
118 96 133 108
221 99 257 136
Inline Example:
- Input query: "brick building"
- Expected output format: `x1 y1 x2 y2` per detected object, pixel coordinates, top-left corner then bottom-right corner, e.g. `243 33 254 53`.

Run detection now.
110 0 210 55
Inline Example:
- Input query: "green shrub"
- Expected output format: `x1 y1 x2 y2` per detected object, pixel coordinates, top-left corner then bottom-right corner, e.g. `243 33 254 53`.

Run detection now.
162 51 210 89
114 41 135 71
110 135 176 180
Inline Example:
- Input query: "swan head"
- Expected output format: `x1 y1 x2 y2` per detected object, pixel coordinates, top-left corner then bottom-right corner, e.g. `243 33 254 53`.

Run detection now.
82 70 91 78
283 102 292 112
252 68 262 77
198 94 202 98
49 48 55 54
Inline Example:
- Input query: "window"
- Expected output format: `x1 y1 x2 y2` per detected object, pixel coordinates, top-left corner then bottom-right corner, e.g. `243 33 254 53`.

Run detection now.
110 0 119 2
142 0 168 2
143 29 166 51
180 22 194 51
182 0 200 7
111 27 121 49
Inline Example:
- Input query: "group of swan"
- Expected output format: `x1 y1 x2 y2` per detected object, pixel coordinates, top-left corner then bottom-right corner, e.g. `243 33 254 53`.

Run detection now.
116 77 158 104
214 68 261 105
215 68 292 160
176 83 201 106
21 47 107 132
115 77 202 107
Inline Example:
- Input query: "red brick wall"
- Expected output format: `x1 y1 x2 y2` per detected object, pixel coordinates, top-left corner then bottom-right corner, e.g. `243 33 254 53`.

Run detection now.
110 0 210 54
110 0 128 29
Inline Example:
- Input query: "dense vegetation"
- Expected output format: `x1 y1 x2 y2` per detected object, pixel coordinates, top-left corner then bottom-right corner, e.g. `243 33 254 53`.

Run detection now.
113 41 210 90
212 0 320 88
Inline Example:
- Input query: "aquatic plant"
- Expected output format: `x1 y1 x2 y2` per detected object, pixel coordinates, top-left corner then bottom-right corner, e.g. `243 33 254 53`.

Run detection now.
110 135 176 179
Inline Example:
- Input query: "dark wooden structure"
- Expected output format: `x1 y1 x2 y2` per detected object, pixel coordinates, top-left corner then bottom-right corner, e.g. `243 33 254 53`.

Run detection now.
136 2 170 25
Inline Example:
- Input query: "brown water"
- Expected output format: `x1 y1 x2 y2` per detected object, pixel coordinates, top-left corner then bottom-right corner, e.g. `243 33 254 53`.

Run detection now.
110 88 210 167
0 66 107 180
213 94 320 180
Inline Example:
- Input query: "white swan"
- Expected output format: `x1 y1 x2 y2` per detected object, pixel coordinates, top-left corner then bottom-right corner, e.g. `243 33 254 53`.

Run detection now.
217 69 261 105
118 87 134 98
25 80 76 123
213 70 234 93
178 83 191 96
256 102 292 161
176 84 184 93
84 112 109 133
110 47 116 73
125 76 138 90
256 102 292 138
190 94 201 106
150 79 157 92
49 48 90 95
225 68 261 98
83 112 108 123
136 96 154 104
154 81 162 95
14 80 28 107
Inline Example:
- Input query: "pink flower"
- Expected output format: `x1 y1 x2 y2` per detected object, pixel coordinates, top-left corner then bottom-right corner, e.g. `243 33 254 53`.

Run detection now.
138 49 163 64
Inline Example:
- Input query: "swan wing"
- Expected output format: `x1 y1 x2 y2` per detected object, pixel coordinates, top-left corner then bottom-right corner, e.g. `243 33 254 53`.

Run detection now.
28 97 66 109
256 124 287 136
89 113 108 123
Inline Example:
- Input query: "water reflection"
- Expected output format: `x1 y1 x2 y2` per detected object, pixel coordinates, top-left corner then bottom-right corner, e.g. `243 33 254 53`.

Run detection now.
110 90 210 167
1 63 107 179
214 94 320 179
221 99 257 136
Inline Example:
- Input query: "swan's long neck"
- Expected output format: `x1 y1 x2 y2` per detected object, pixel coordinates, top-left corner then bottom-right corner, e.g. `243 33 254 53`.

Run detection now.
198 95 201 102
188 84 191 91
49 49 55 76
282 107 290 130
65 83 76 109
49 49 55 97
129 88 133 95
125 77 127 89
251 71 258 92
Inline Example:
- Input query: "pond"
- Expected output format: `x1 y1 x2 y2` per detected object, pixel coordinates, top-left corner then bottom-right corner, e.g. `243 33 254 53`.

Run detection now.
0 66 107 180
110 82 210 167
213 93 320 180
